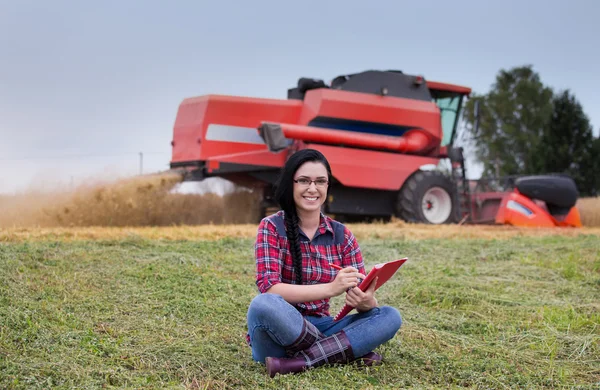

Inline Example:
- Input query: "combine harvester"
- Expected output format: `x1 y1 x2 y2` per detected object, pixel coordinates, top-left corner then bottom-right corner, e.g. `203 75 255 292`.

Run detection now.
168 70 581 227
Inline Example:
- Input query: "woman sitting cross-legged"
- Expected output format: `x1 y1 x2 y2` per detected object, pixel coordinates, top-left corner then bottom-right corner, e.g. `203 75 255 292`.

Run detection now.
245 148 402 378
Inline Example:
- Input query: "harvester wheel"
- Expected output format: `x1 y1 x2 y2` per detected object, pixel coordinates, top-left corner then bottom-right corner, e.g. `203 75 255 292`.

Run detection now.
396 170 458 224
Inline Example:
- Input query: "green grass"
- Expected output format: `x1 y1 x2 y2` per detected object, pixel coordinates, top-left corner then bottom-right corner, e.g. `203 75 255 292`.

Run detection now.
1 234 599 389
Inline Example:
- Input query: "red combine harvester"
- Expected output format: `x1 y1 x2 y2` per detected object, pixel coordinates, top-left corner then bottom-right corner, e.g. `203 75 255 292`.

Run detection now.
169 70 582 227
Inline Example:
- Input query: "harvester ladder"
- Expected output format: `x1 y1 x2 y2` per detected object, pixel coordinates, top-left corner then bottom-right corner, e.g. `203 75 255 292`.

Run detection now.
453 165 471 224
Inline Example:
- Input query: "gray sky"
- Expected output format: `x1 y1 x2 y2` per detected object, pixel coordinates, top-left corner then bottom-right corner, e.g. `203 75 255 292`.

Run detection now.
1 0 598 194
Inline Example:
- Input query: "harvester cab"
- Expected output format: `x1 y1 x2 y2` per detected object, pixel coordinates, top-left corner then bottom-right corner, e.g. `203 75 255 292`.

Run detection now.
169 69 581 228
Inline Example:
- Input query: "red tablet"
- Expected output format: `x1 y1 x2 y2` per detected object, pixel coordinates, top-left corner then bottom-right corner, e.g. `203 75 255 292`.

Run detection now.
333 258 407 321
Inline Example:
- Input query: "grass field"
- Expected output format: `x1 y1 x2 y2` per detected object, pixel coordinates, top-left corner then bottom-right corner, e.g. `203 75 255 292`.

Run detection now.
1 225 599 389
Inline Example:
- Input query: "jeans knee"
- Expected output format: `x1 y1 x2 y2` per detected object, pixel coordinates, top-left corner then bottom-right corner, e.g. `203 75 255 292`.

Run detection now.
247 293 282 322
380 306 402 334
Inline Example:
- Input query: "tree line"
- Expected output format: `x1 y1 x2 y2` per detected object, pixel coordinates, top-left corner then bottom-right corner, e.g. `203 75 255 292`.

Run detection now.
460 65 599 197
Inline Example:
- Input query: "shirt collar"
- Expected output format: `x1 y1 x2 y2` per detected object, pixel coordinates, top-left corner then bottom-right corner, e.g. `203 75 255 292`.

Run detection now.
278 210 335 240
318 212 335 236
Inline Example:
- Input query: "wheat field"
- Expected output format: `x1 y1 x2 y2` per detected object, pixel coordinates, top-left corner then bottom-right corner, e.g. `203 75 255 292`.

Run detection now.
577 196 600 227
1 173 599 242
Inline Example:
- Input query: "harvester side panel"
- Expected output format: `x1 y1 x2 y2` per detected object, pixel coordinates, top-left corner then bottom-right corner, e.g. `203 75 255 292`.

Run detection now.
202 149 288 170
298 89 443 147
307 143 440 191
171 97 208 163
171 95 303 166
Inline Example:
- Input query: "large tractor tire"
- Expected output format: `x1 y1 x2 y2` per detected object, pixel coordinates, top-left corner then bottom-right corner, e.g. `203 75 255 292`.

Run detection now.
396 170 459 224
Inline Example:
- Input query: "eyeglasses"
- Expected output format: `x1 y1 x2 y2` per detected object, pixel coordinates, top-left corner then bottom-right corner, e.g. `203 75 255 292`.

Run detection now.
293 178 329 187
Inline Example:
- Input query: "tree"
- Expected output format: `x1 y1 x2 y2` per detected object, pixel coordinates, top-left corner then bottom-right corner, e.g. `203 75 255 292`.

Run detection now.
590 136 600 196
536 90 598 196
462 65 553 177
461 65 599 196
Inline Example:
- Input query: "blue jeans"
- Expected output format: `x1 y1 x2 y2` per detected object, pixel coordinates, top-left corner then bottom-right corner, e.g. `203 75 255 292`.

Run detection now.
246 293 402 363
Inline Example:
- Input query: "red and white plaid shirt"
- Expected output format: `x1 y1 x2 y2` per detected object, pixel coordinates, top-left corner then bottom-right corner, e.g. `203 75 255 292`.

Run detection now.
254 210 365 317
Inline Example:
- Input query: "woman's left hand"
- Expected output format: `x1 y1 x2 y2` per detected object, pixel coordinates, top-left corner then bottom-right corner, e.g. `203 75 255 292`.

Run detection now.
345 277 378 312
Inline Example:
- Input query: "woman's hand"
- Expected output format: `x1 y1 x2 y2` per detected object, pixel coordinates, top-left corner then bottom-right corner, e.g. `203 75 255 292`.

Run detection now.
345 277 378 312
330 266 366 297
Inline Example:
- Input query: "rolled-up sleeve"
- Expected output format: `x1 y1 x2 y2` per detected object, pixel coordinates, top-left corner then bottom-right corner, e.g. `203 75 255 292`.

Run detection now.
255 218 283 293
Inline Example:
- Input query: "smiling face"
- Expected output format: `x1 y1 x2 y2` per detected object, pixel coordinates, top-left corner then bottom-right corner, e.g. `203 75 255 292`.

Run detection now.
293 161 329 215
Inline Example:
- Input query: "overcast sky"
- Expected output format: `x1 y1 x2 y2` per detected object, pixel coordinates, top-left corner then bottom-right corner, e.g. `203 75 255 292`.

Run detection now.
1 0 598 194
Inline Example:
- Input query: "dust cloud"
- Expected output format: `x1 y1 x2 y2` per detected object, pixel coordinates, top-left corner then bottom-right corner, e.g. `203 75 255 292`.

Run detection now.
0 172 262 228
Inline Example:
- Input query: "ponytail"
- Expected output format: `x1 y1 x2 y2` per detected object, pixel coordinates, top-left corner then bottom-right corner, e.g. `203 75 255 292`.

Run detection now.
284 210 303 285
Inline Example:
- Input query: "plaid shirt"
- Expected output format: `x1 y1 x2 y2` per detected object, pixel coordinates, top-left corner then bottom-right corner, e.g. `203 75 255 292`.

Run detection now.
254 210 365 317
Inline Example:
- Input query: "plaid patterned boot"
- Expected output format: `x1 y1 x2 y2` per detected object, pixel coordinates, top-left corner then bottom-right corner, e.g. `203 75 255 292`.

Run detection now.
284 319 325 357
266 330 355 377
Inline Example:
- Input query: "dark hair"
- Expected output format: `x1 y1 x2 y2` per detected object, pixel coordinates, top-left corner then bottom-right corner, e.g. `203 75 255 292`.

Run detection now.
274 149 332 284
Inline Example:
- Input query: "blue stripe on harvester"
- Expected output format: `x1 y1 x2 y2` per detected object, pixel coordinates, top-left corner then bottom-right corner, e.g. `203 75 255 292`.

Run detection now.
308 117 412 137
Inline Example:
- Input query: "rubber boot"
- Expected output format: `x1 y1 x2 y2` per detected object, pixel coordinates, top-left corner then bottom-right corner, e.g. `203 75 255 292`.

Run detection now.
266 330 355 377
284 318 325 357
354 351 383 367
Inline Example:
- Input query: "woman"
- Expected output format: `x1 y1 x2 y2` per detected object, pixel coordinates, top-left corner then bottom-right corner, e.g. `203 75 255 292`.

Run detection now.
246 148 402 378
